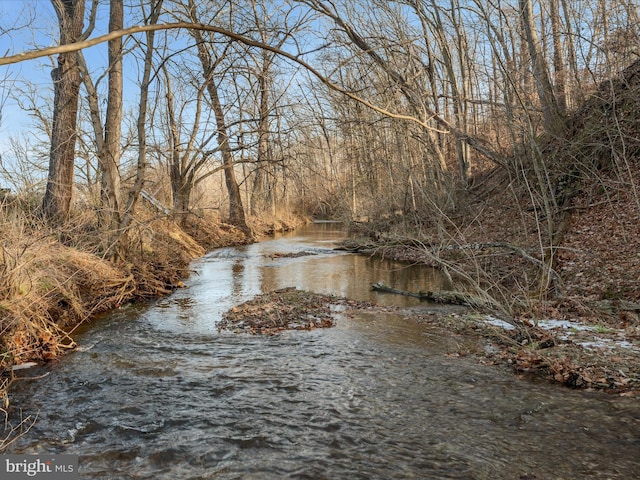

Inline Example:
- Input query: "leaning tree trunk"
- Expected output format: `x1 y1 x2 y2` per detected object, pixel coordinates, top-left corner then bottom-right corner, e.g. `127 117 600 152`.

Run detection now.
191 29 250 236
519 0 563 133
42 0 86 223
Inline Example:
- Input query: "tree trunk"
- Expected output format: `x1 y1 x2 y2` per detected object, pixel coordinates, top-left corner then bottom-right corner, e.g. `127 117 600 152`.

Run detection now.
559 0 582 105
42 0 85 223
549 0 567 113
208 76 249 233
429 0 470 184
252 51 272 215
101 0 123 231
172 180 192 225
191 29 250 236
164 67 186 221
519 0 564 133
119 0 163 242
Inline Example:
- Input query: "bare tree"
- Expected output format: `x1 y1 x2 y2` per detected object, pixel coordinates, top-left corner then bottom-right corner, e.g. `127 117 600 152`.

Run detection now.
160 63 223 224
184 0 249 235
101 0 124 230
519 0 563 132
119 0 164 239
549 0 568 113
42 0 86 222
248 1 284 215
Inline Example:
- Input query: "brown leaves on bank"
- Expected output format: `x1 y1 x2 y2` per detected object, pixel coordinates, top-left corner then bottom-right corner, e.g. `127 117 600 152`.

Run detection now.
483 321 640 393
218 287 339 335
509 348 638 393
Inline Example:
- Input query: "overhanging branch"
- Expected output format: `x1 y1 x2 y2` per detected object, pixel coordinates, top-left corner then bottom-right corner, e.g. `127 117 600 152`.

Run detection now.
1 21 505 165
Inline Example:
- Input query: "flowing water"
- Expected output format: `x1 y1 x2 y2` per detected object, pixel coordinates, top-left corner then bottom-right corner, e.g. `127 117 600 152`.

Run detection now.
5 223 640 479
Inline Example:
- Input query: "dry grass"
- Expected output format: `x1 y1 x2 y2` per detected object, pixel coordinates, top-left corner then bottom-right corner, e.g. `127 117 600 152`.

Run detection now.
0 199 271 422
0 208 133 368
182 210 250 249
0 201 299 373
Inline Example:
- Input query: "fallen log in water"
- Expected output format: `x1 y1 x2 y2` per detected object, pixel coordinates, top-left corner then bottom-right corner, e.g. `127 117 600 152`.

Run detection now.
371 281 490 308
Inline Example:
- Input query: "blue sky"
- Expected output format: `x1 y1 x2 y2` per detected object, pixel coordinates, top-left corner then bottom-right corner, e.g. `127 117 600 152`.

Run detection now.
0 0 148 187
1 1 56 143
0 0 108 148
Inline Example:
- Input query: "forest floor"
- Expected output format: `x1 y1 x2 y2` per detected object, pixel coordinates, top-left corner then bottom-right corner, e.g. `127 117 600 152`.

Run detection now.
341 62 640 395
343 178 640 395
338 179 640 394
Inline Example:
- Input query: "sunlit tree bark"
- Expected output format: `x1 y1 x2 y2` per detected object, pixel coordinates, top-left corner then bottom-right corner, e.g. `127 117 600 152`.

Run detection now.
119 0 163 238
189 23 249 234
101 0 124 231
76 0 123 249
42 0 86 222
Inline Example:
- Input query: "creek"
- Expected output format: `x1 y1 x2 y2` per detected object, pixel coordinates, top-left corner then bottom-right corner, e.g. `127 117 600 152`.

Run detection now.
5 222 640 479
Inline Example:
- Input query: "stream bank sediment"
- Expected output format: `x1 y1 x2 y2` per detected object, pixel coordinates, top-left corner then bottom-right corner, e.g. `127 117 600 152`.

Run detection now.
343 236 640 395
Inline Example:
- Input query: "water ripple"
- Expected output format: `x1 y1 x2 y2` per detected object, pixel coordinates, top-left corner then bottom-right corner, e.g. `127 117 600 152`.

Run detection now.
5 224 640 479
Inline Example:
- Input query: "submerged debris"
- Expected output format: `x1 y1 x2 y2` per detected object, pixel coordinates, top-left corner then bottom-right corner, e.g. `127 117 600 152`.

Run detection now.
266 250 318 259
371 281 492 308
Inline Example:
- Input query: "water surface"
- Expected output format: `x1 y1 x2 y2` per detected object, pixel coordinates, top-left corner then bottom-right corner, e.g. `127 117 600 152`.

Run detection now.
6 223 640 479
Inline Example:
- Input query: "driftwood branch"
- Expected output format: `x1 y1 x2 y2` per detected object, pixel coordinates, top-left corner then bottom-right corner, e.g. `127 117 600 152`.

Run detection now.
371 281 491 308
